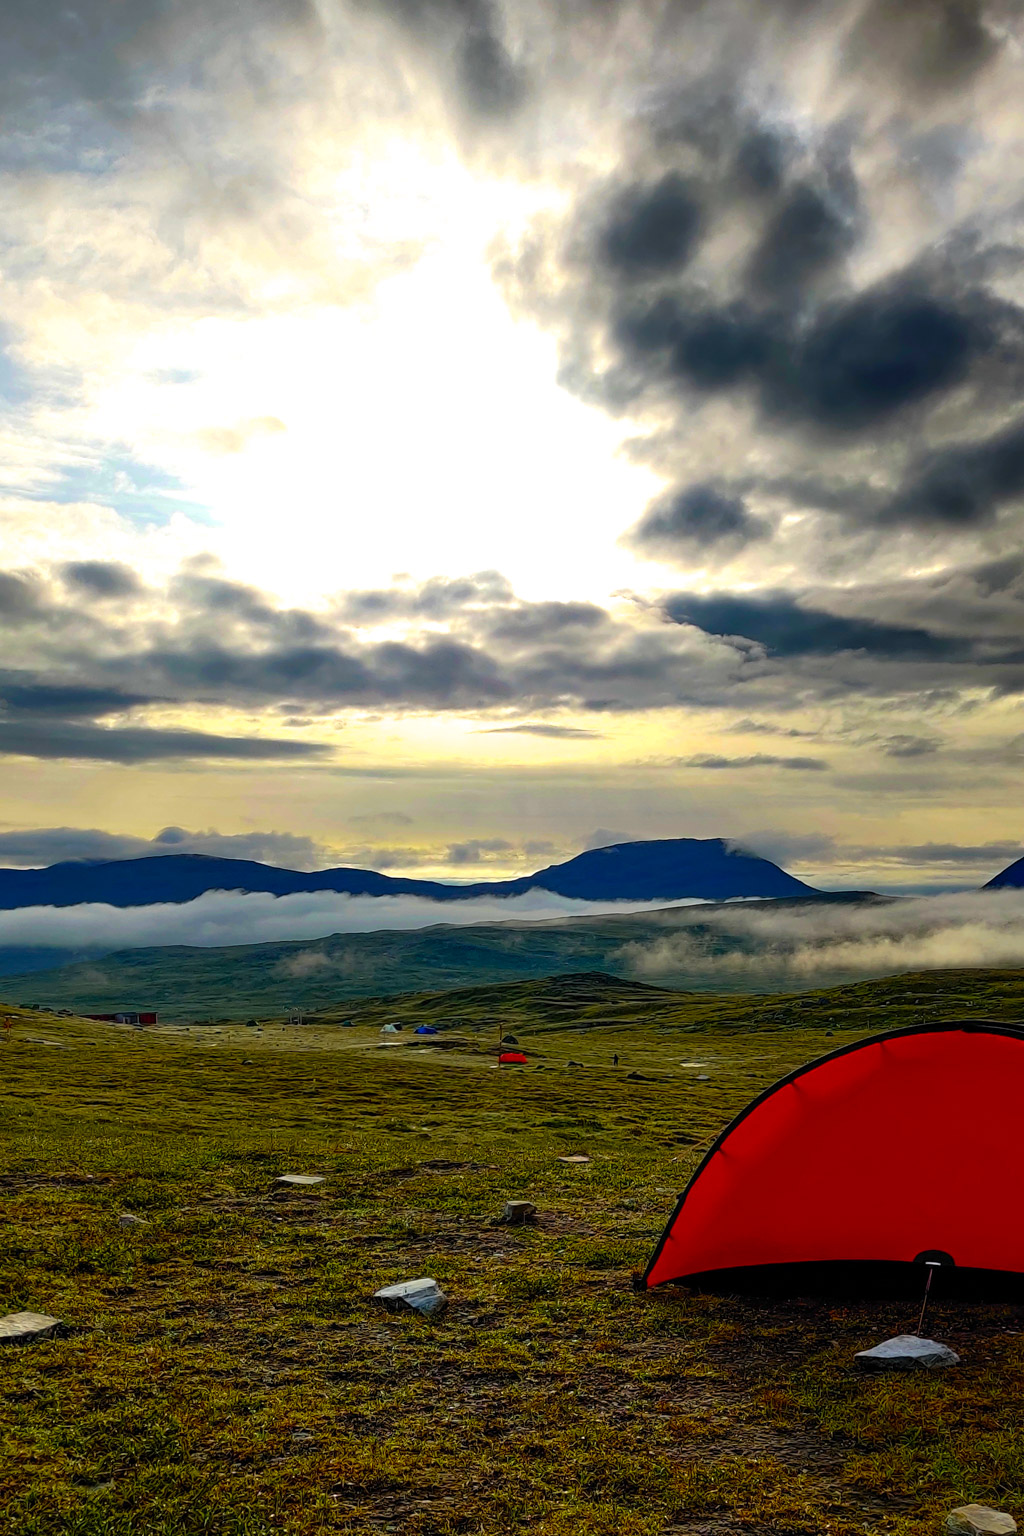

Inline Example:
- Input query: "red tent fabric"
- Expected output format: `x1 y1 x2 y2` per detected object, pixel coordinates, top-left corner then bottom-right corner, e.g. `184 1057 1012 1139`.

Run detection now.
644 1024 1024 1291
499 1051 528 1064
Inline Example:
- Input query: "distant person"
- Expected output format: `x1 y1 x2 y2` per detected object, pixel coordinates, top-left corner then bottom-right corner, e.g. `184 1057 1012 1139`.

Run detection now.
613 1053 619 1066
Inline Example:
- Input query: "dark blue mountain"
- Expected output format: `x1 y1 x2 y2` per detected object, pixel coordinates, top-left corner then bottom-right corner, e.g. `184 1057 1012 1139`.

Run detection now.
507 838 815 901
0 836 816 910
984 855 1024 889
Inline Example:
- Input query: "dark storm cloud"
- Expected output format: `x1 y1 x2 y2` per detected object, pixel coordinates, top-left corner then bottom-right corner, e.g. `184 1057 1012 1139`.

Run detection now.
865 839 1023 866
612 294 776 393
878 733 943 758
0 573 43 621
6 551 1024 765
884 417 1024 528
0 824 326 868
482 600 609 644
682 753 831 771
626 482 768 554
599 173 703 279
478 723 605 738
61 561 146 598
726 718 819 739
446 836 514 863
136 634 515 707
0 720 331 763
746 162 859 301
0 680 157 717
491 6 1024 603
613 277 1008 432
662 591 971 660
338 573 514 623
781 285 981 431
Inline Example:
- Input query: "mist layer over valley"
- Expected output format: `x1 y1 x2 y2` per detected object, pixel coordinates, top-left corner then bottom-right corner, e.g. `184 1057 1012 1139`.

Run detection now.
7 886 1024 1020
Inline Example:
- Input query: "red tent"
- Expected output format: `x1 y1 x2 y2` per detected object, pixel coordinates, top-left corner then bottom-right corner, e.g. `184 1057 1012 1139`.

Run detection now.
499 1051 528 1064
643 1024 1024 1296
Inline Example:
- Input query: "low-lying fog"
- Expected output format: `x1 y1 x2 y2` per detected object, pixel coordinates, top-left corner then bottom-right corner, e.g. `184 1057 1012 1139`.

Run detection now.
622 889 1024 981
2 887 1024 990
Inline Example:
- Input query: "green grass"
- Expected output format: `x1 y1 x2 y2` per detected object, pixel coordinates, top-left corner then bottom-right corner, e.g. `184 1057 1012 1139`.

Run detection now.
2 968 1024 1535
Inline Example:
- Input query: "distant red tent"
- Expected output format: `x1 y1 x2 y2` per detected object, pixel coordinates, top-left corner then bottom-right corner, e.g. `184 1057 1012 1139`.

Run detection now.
643 1024 1024 1297
499 1051 528 1064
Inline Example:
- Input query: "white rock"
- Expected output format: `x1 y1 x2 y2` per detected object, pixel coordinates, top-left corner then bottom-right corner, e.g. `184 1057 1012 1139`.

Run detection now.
275 1174 326 1187
501 1200 537 1226
0 1311 61 1345
855 1334 960 1371
374 1277 448 1317
945 1506 1017 1536
556 1154 590 1164
118 1212 149 1229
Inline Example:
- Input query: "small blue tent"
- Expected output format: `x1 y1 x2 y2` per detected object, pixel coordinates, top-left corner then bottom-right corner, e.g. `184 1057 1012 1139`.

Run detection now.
415 1025 439 1036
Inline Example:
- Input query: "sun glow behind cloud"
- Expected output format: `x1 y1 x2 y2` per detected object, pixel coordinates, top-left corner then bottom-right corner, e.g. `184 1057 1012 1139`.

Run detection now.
30 144 663 608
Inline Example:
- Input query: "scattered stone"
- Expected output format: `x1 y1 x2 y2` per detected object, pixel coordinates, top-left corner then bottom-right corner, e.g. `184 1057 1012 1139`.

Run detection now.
0 1311 62 1345
556 1154 590 1165
275 1174 326 1187
373 1277 447 1317
626 1071 651 1081
493 1200 537 1227
855 1334 960 1371
945 1506 1017 1536
118 1212 149 1229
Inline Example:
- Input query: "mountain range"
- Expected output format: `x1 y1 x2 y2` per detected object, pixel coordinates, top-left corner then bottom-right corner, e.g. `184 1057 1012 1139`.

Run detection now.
0 837 816 910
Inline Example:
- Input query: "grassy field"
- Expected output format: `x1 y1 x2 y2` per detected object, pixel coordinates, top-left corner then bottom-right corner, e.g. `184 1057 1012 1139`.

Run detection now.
3 967 1024 1536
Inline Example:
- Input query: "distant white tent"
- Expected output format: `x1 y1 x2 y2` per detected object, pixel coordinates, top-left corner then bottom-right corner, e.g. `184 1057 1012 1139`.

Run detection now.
380 1023 399 1035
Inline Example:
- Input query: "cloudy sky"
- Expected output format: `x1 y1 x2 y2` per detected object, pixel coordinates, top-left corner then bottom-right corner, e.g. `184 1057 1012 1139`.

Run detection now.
2 0 1023 893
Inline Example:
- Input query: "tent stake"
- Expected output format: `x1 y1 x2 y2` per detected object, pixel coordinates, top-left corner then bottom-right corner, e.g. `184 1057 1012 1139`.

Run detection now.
916 1261 941 1336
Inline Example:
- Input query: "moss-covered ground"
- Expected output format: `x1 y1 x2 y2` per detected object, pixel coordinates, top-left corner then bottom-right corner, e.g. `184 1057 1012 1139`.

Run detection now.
3 967 1024 1536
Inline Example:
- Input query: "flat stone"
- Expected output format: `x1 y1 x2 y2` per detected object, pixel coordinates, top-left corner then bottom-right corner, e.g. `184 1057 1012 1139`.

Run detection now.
855 1334 960 1371
118 1212 149 1229
556 1154 590 1164
0 1311 61 1345
373 1277 448 1317
275 1174 326 1187
946 1506 1017 1536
